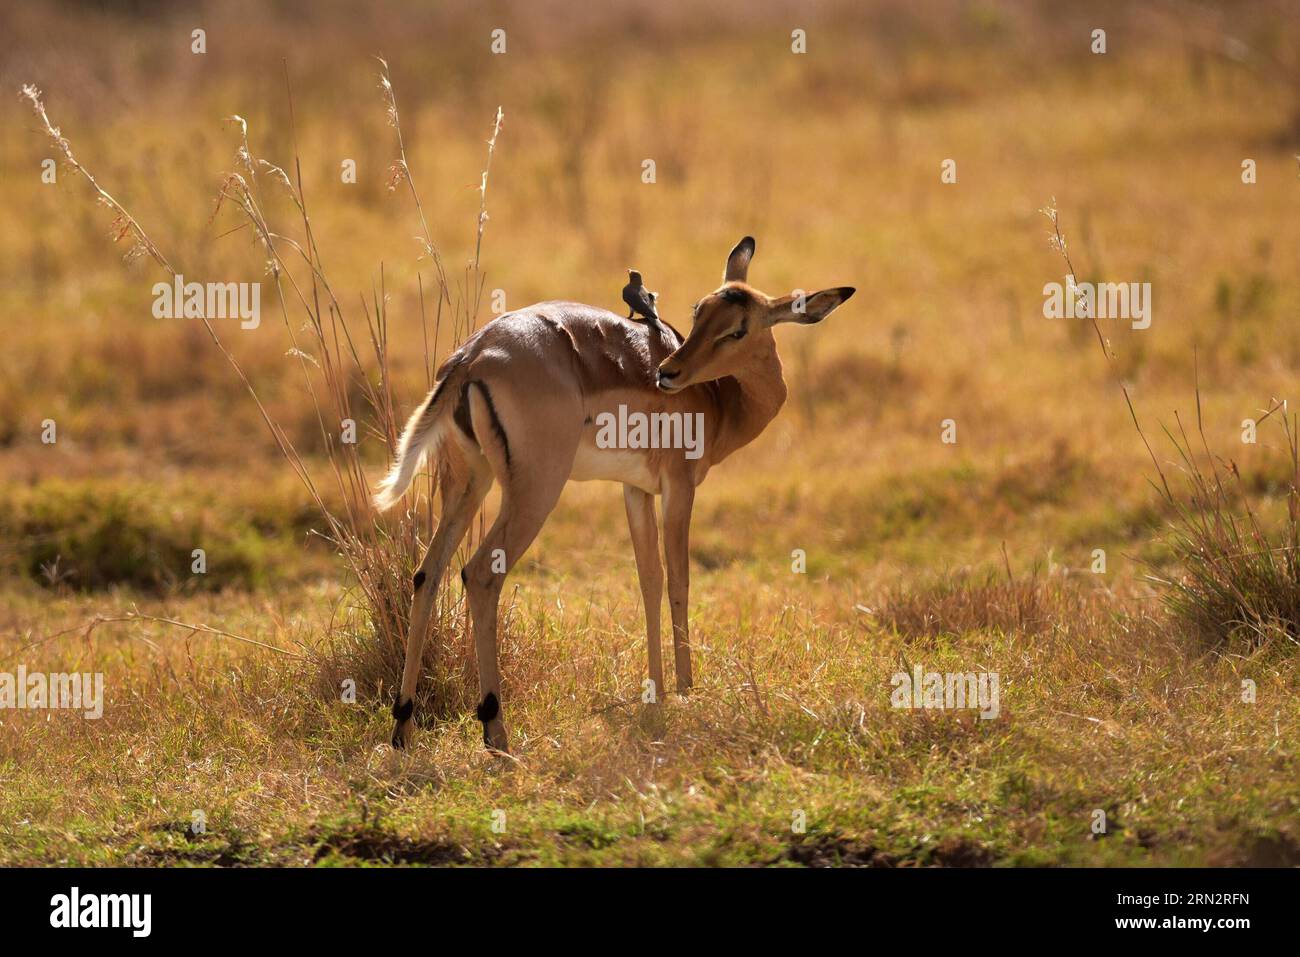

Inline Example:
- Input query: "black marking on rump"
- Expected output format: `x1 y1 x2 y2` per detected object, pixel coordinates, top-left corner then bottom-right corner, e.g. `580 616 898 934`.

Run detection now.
392 694 414 723
413 569 426 591
476 691 500 724
473 381 512 469
453 384 476 442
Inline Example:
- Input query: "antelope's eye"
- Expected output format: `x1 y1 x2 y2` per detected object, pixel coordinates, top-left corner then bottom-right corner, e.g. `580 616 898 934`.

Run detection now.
726 327 747 341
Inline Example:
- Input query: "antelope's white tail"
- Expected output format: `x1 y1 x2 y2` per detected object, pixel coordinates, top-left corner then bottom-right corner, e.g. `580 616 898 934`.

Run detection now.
373 361 467 511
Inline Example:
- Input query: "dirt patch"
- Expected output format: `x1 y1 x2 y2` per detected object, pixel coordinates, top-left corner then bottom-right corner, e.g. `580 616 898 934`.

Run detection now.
307 826 501 866
782 834 994 868
1239 832 1300 868
129 823 259 866
926 835 995 867
782 836 898 867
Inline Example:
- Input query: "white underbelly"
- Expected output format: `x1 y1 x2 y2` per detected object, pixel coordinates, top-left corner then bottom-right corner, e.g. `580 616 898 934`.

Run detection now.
569 442 658 492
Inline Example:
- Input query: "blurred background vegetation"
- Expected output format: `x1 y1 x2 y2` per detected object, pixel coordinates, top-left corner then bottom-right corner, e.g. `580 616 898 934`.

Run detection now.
3 2 1298 588
0 0 1298 596
1 0 1297 868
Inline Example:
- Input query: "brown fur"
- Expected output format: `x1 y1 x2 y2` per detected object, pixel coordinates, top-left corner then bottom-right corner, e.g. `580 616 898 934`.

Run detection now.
380 237 854 752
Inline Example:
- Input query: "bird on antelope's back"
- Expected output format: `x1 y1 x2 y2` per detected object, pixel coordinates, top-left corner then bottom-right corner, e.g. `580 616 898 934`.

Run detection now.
622 269 660 328
378 235 856 755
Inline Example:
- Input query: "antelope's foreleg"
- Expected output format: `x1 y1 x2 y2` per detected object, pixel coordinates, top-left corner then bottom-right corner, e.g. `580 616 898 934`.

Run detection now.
624 484 664 704
662 478 695 693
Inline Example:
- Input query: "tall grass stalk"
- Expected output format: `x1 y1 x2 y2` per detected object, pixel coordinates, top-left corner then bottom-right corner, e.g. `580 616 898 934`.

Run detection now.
1045 201 1300 651
1149 397 1300 649
21 72 506 715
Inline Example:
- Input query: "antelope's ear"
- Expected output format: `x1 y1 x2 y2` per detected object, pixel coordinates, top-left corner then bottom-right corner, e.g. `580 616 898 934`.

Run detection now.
723 236 756 283
765 287 855 326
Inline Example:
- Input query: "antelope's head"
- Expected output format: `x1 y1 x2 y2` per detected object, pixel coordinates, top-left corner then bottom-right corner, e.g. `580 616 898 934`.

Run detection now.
656 236 855 394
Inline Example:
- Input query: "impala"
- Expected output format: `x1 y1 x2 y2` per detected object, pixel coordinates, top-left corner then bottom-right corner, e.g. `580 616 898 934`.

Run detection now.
376 236 854 752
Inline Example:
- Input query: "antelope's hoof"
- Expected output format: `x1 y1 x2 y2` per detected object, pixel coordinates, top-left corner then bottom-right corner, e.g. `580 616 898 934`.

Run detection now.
637 701 668 739
476 692 509 753
483 721 510 755
391 694 415 750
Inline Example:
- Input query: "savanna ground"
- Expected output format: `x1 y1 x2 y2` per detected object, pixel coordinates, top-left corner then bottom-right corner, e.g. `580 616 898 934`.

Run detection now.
1 0 1297 866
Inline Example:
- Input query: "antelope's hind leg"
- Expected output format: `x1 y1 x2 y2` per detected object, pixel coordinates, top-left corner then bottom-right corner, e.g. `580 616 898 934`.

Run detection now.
391 443 492 750
461 380 578 754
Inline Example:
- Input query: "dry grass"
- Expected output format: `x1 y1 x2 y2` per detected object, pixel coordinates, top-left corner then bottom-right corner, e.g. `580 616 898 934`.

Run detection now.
1148 398 1300 651
2 572 1293 866
875 566 1098 639
19 64 509 721
1 1 1298 865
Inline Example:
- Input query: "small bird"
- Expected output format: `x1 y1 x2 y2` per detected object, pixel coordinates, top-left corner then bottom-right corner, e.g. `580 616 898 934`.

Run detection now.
622 269 660 326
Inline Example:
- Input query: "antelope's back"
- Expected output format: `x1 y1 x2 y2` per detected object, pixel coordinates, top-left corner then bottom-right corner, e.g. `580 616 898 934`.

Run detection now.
444 301 683 395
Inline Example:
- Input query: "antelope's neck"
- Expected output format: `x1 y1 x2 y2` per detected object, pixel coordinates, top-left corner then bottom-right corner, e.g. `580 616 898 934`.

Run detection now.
712 349 787 465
